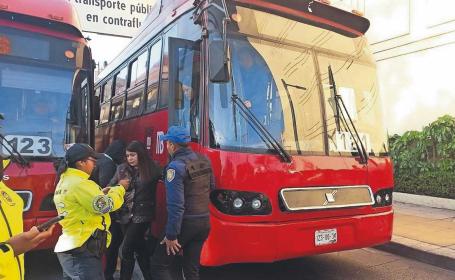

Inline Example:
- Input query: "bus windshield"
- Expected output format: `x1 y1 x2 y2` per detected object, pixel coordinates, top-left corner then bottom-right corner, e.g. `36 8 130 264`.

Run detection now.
0 26 84 158
208 4 388 156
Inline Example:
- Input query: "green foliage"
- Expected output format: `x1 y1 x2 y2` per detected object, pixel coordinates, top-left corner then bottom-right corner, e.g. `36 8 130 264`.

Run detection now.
389 115 455 199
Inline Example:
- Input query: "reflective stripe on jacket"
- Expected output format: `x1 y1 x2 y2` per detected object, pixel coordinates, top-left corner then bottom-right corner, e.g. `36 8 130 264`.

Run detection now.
53 168 125 253
0 178 24 280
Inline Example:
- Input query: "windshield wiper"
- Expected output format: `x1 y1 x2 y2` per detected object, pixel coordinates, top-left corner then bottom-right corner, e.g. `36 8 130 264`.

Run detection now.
328 65 368 164
281 79 307 155
0 115 29 167
231 93 292 163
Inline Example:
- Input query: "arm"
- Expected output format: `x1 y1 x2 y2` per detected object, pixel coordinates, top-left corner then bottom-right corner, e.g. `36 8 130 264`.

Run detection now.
109 165 122 186
74 179 126 215
164 161 186 241
98 161 117 188
1 226 54 257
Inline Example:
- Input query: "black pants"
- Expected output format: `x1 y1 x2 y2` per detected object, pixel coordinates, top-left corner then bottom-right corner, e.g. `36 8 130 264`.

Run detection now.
105 220 123 280
151 217 210 280
120 222 152 280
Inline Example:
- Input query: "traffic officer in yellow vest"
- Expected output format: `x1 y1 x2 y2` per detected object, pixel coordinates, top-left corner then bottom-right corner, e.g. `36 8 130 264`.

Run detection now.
53 143 129 280
151 126 214 280
1 157 54 280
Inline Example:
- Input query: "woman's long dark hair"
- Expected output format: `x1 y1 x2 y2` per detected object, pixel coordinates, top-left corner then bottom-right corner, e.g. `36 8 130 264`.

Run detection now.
54 158 80 187
126 141 157 182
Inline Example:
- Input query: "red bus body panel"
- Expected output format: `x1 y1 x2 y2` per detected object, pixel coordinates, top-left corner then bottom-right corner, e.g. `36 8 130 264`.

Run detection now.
200 151 393 265
204 209 392 265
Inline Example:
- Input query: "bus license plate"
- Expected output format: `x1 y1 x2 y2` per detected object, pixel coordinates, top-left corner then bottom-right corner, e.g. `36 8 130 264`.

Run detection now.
315 229 337 246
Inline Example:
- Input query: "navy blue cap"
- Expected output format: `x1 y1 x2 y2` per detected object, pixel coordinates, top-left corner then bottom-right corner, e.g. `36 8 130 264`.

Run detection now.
160 126 191 144
65 143 101 164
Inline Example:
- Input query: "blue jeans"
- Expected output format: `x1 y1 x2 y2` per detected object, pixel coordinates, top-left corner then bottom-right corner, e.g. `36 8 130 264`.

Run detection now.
57 249 104 280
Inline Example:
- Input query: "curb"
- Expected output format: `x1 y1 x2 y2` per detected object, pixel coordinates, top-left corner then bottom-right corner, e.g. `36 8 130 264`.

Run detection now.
393 192 455 210
374 241 455 272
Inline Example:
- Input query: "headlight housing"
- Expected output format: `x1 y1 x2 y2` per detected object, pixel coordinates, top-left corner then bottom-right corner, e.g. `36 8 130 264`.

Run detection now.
210 190 272 215
373 188 393 207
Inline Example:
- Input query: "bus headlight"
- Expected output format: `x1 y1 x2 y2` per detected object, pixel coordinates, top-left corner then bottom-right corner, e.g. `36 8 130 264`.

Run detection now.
210 190 272 215
384 193 391 204
373 188 393 207
251 199 262 210
233 198 244 209
375 194 382 205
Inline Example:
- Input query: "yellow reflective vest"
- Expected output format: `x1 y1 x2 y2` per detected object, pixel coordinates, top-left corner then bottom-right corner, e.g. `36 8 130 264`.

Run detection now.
54 168 125 253
0 176 25 280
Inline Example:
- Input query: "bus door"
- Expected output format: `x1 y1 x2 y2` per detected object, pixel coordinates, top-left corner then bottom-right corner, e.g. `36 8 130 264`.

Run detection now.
80 81 92 146
149 38 202 237
66 70 91 146
168 38 201 148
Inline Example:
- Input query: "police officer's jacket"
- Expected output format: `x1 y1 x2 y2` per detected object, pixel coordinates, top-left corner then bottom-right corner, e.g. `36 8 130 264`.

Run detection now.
0 171 24 280
164 148 214 240
53 168 125 253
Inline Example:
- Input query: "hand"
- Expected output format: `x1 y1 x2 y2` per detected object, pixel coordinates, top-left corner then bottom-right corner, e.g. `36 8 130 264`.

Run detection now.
118 179 130 190
243 100 252 108
102 187 111 194
7 225 55 256
160 237 181 256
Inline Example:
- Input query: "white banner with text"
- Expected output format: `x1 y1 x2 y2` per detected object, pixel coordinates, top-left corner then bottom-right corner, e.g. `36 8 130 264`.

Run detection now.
70 0 157 37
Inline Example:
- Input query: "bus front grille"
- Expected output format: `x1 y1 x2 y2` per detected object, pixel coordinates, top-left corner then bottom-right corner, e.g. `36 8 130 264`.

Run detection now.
280 185 374 211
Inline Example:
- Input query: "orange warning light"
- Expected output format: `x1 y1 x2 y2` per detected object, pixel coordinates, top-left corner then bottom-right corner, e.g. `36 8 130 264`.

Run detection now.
65 50 75 59
0 36 11 55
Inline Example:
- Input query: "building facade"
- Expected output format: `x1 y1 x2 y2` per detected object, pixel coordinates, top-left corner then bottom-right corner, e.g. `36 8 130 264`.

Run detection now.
336 0 455 134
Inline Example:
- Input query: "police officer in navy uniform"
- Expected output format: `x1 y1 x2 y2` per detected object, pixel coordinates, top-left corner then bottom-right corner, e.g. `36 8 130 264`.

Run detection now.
151 126 214 280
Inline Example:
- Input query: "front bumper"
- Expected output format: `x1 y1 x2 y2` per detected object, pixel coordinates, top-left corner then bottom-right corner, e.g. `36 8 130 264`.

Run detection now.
201 210 393 266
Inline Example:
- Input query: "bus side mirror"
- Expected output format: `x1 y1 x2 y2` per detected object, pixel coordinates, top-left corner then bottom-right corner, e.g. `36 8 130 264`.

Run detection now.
209 40 231 83
93 96 100 120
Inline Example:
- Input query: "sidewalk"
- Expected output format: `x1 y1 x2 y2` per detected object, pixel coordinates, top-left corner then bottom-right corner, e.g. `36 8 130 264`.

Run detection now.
375 198 455 271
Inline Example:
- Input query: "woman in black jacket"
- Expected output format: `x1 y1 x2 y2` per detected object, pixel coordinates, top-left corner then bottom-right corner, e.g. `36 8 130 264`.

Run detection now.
110 141 162 280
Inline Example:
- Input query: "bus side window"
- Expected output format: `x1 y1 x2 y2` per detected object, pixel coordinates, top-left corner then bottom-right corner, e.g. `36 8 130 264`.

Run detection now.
94 87 101 101
104 78 113 100
146 40 162 112
110 68 127 122
159 36 170 110
99 79 113 124
99 103 110 124
114 67 128 96
126 50 148 118
110 97 124 122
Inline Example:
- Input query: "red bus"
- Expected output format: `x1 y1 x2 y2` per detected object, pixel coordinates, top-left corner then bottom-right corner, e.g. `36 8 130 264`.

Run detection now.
95 0 393 266
0 0 95 249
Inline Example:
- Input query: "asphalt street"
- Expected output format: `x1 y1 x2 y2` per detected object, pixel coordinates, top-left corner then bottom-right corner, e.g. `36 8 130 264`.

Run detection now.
25 247 455 280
